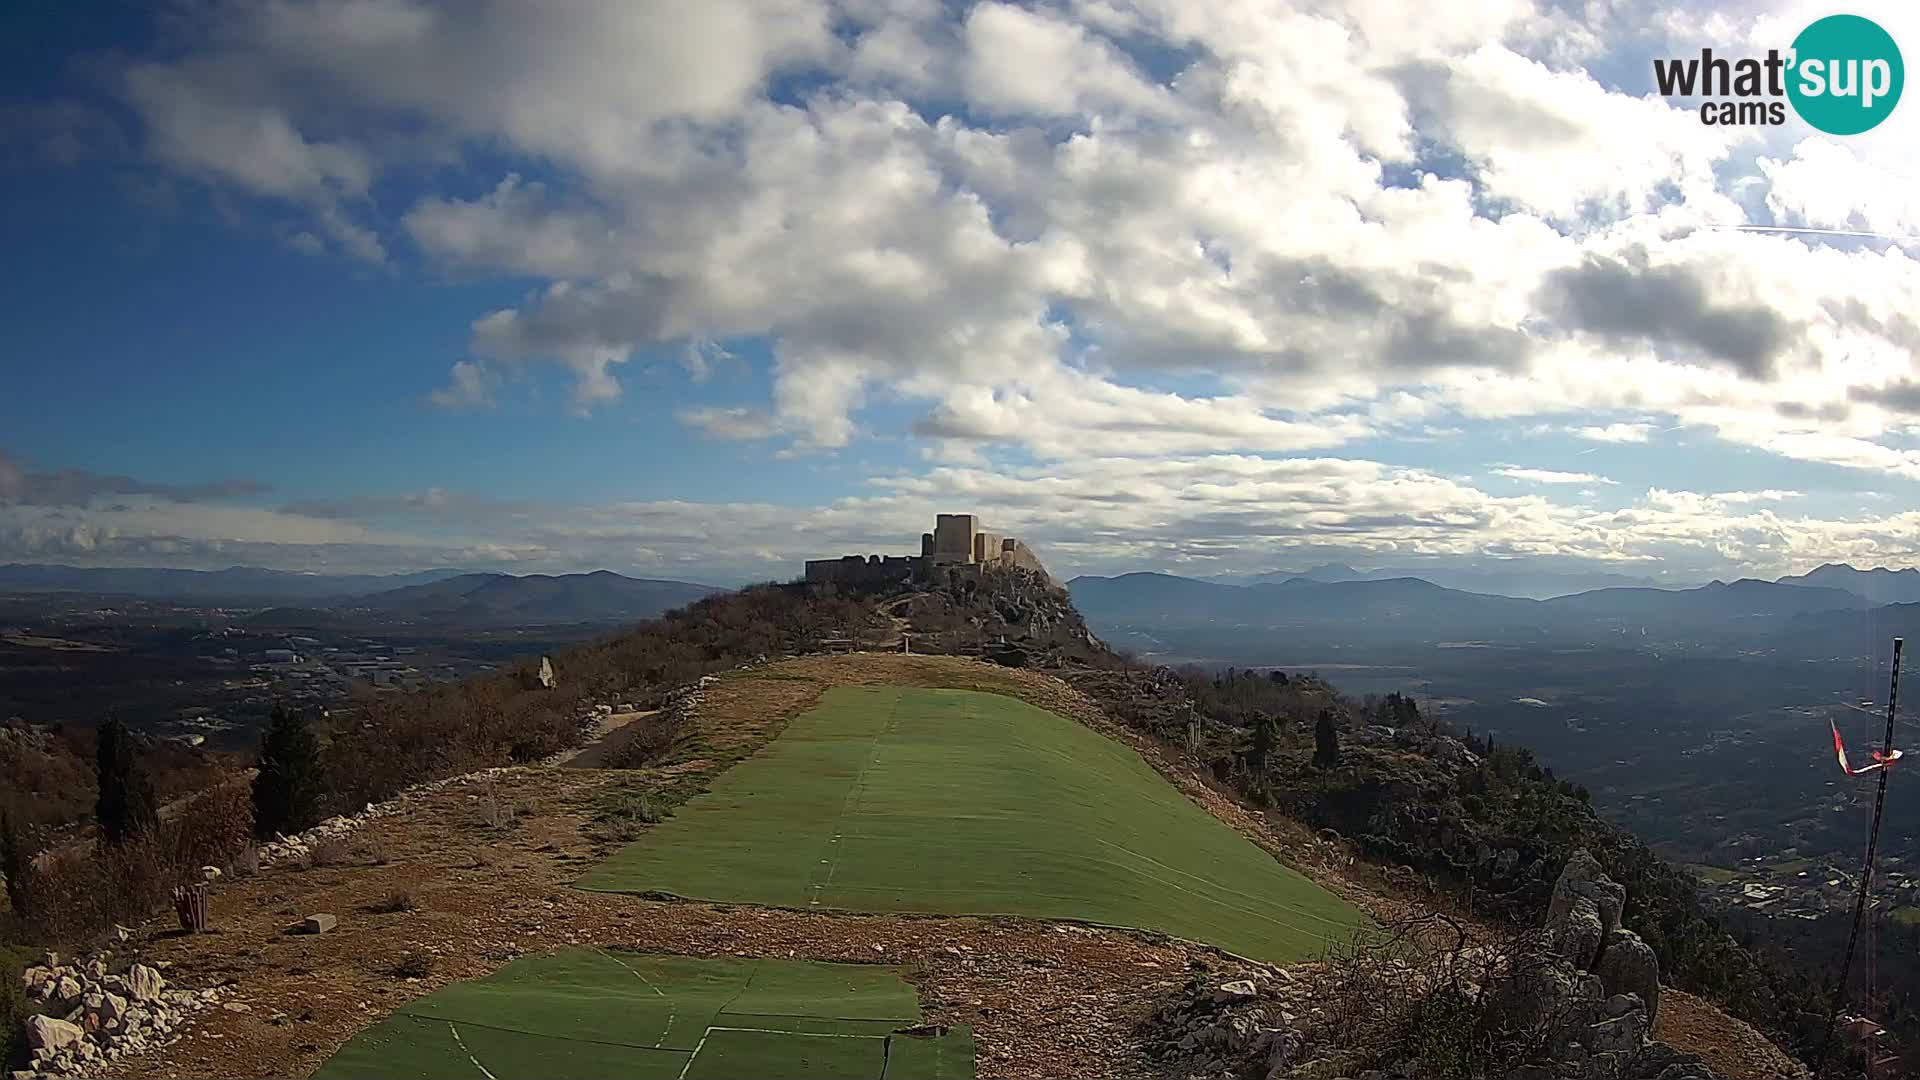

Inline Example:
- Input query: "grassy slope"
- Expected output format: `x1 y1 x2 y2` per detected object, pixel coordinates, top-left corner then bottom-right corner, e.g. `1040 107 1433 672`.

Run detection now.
314 951 972 1080
578 686 1365 964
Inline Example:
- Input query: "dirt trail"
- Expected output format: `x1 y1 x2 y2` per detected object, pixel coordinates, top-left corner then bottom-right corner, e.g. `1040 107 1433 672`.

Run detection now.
552 709 658 768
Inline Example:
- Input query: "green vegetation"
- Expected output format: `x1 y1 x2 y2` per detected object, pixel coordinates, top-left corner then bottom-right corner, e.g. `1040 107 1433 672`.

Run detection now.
1074 665 1829 1059
1683 863 1740 884
579 686 1364 964
252 704 326 839
313 950 973 1080
94 716 158 844
1893 907 1920 927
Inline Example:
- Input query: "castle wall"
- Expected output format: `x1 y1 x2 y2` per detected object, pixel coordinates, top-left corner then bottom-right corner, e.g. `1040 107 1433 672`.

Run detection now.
932 514 979 564
804 554 921 586
805 513 1049 585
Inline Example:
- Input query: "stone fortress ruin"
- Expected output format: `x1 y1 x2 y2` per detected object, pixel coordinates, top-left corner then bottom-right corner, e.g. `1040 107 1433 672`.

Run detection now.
804 513 1048 586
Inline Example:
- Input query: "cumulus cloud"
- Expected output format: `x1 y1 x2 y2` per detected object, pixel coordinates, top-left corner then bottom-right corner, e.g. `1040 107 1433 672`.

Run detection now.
23 0 1920 576
7 454 1910 584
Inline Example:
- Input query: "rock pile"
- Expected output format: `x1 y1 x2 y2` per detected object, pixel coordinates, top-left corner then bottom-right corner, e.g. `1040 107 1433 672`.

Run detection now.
1140 967 1314 1080
16 955 230 1078
257 764 521 868
1137 852 1758 1080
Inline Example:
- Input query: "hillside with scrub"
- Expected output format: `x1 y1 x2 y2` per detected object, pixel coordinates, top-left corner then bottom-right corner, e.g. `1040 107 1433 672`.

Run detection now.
0 569 1842 1078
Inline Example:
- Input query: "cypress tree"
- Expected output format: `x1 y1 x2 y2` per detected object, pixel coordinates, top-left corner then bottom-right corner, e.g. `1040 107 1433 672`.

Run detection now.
2 811 28 913
253 704 326 839
96 716 159 844
1312 708 1341 769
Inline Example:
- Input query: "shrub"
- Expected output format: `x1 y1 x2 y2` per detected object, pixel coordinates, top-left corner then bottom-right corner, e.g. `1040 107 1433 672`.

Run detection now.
167 778 255 872
1 941 31 1071
95 717 159 845
253 705 326 840
366 891 415 914
307 836 351 869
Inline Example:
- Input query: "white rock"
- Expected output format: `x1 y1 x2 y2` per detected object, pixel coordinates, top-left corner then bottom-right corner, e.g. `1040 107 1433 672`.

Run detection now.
127 965 166 1003
25 1014 85 1052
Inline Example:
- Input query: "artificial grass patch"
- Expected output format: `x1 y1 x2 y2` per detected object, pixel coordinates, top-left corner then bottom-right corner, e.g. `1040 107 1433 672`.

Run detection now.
577 686 1365 963
312 950 972 1080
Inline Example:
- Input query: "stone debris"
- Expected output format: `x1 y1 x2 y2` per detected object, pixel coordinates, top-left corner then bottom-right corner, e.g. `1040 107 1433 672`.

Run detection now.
301 913 338 935
16 951 231 1079
1136 851 1735 1080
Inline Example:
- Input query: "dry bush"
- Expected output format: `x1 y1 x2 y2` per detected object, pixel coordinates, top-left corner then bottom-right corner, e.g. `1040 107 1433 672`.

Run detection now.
164 777 254 872
99 836 180 928
307 836 351 868
604 711 686 770
366 891 415 914
1302 914 1583 1080
15 847 106 942
227 845 260 879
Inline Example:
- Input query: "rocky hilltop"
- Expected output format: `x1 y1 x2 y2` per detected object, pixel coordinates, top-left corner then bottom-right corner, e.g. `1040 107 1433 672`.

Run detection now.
1143 851 1802 1079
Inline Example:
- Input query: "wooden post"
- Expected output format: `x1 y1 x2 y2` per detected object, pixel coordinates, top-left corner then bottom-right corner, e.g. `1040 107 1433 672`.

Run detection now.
174 883 210 933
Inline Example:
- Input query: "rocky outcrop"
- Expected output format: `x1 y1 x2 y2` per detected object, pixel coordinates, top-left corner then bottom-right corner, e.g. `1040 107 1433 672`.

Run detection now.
1596 929 1661 1025
1136 852 1739 1080
17 953 231 1078
1545 848 1626 972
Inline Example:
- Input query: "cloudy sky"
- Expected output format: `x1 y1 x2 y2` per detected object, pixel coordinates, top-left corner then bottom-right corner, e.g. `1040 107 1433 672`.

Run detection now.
4 0 1920 586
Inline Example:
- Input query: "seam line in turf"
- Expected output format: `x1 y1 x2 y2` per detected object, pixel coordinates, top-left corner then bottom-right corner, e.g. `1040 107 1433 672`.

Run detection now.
596 948 676 1048
446 1022 501 1080
808 689 901 908
401 1013 690 1055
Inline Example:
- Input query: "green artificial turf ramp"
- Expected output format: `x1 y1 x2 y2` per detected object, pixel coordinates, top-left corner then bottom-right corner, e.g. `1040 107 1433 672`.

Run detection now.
312 951 967 1080
577 686 1365 963
884 1025 977 1079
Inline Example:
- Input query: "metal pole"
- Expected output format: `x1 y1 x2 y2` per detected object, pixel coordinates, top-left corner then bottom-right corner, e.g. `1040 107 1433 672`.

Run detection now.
1813 637 1902 1078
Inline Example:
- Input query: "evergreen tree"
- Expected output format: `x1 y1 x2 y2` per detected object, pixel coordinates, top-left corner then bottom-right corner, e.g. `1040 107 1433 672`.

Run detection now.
253 704 326 839
1248 712 1276 775
95 716 159 844
2 810 28 913
1312 708 1341 769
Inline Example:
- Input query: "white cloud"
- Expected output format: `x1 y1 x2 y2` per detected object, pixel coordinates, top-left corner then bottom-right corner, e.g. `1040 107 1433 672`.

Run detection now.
31 0 1920 576
1493 467 1617 485
1573 423 1654 444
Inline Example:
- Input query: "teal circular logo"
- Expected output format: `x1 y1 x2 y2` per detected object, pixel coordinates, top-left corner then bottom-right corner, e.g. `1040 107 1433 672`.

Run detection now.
1787 14 1904 135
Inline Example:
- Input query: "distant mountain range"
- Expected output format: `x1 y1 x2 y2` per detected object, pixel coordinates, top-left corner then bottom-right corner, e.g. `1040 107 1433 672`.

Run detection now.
340 571 722 624
1067 570 1874 651
0 563 472 603
1775 562 1920 604
1203 562 1677 600
0 563 723 625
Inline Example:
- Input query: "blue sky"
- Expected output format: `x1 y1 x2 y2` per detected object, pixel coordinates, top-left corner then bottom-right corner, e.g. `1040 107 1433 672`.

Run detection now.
4 1 1920 585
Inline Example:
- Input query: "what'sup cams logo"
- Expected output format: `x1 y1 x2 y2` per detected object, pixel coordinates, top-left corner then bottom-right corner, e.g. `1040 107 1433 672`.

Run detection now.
1655 13 1903 133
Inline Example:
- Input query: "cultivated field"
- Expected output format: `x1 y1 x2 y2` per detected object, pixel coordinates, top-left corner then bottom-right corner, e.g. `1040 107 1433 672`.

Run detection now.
315 950 974 1079
578 686 1366 963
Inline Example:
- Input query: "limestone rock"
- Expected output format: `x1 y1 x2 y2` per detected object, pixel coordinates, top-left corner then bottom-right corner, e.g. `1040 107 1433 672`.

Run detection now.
1213 979 1258 1004
1547 849 1625 970
25 1014 85 1053
52 974 83 1008
1596 929 1661 1023
127 963 166 1003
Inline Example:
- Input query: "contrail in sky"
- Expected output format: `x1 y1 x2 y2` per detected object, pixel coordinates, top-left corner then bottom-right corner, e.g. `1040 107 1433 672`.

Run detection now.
1702 224 1920 243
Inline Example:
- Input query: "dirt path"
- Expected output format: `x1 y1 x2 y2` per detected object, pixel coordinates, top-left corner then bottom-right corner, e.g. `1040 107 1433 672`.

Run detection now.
552 709 658 768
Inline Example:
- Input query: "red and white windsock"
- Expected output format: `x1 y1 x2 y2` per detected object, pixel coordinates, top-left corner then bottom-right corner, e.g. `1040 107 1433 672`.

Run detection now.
1832 718 1905 776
